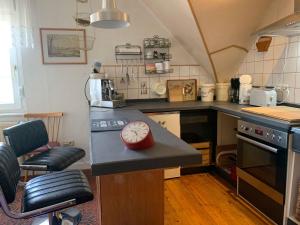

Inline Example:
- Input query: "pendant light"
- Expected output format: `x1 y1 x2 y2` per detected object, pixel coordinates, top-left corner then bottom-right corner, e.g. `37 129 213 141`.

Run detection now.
90 0 130 29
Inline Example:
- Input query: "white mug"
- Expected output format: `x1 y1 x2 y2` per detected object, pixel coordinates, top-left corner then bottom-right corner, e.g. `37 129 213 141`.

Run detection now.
145 51 153 59
155 62 163 71
163 61 170 71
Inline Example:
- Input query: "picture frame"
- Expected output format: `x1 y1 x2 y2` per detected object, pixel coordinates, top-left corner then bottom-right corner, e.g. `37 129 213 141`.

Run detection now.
40 28 87 64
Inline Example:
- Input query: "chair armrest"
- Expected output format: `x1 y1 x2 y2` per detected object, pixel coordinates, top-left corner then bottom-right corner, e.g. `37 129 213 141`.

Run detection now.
20 164 48 171
0 187 76 220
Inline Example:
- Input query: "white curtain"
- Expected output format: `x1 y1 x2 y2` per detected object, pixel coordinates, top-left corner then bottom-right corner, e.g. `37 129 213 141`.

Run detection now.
0 0 34 48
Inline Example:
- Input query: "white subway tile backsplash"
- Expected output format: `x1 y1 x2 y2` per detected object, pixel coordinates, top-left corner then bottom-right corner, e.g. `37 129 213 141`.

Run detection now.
262 74 273 87
180 66 190 77
247 62 255 74
248 50 255 62
127 79 139 89
103 66 116 76
239 63 247 74
238 36 300 103
117 89 128 99
116 77 128 89
283 73 296 88
263 60 274 74
289 37 299 43
274 36 288 46
287 42 298 58
170 66 180 77
272 74 284 87
264 46 274 60
251 74 263 86
190 75 201 88
180 76 190 80
255 52 264 61
287 88 295 103
296 74 300 88
101 64 210 100
127 89 139 99
190 66 201 76
284 58 297 73
297 58 300 72
254 61 263 74
273 59 285 74
274 45 286 59
295 89 300 104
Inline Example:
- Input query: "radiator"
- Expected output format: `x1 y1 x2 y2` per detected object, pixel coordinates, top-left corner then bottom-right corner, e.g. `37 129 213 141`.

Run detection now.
0 122 17 143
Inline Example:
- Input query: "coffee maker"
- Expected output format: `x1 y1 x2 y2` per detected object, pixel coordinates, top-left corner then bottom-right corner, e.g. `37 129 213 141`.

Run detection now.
89 73 125 108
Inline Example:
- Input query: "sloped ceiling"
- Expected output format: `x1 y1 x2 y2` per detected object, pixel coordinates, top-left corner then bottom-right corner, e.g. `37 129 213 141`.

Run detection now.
142 0 273 83
140 0 215 77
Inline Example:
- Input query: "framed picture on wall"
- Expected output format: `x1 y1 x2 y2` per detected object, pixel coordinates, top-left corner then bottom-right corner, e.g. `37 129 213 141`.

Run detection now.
40 28 87 64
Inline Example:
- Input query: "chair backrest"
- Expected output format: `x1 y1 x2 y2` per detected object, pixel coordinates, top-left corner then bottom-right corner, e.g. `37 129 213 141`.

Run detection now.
3 120 49 157
24 112 63 143
0 143 20 204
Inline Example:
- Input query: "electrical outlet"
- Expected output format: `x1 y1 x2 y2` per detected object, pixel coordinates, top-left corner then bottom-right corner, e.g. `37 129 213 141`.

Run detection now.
63 141 75 147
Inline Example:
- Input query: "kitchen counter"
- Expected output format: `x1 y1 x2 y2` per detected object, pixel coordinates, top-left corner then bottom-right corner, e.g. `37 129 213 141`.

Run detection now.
90 108 200 176
124 100 300 131
90 108 201 225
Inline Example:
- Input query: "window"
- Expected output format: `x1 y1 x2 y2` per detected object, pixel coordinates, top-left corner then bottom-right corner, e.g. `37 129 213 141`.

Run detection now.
0 20 23 112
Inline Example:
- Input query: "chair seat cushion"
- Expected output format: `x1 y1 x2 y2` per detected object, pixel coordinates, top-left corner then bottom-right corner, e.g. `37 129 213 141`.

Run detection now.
22 170 93 212
23 147 85 171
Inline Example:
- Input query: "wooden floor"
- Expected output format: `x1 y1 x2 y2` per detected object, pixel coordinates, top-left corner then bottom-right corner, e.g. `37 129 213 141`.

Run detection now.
165 173 272 225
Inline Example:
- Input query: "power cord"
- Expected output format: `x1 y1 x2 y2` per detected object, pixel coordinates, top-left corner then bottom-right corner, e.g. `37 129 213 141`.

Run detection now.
84 76 91 106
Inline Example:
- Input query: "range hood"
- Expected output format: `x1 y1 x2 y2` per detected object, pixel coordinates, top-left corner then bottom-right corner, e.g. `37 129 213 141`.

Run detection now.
255 0 300 36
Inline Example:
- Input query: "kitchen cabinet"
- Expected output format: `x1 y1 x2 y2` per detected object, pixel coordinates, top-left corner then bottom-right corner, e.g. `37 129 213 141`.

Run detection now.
147 112 181 179
216 112 239 182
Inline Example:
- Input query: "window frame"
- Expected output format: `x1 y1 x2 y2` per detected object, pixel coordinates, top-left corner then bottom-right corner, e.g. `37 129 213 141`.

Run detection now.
0 44 25 113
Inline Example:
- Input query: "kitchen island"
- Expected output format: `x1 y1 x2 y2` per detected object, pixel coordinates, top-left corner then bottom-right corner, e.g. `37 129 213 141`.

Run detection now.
90 108 200 225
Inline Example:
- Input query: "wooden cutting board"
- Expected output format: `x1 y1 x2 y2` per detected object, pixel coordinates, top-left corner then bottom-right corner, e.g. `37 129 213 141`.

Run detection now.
167 79 197 102
242 106 300 122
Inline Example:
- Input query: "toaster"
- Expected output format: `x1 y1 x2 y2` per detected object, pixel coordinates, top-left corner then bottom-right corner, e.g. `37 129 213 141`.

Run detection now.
250 87 277 107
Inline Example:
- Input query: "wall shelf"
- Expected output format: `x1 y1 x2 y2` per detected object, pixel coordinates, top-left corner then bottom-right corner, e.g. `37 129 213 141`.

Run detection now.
143 35 172 75
145 68 173 75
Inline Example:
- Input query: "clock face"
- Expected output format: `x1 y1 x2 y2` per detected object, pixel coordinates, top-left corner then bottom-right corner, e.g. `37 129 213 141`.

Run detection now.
121 121 150 143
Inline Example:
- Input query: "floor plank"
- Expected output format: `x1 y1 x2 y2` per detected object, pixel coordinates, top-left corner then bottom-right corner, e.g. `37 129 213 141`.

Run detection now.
165 173 272 225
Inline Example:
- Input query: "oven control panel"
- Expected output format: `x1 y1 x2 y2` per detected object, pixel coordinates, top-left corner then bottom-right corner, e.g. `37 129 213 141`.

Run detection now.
238 120 288 148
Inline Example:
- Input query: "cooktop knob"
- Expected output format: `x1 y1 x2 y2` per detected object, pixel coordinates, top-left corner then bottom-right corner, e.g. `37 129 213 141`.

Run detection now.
272 134 276 140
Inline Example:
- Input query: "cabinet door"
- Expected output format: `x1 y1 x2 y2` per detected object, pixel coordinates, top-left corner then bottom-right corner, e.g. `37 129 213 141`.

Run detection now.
147 112 180 138
147 112 181 179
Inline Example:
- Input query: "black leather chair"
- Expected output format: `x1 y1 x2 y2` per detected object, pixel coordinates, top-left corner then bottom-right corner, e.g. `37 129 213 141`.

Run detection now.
0 143 93 225
3 120 85 172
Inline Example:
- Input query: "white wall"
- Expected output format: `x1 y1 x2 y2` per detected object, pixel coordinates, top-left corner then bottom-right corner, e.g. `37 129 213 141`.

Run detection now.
20 0 211 167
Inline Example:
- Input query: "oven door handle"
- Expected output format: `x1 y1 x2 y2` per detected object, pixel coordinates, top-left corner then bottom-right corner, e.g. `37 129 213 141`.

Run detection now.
236 134 278 153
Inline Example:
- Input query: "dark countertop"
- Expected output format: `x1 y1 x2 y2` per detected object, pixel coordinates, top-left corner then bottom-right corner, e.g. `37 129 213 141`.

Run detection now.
90 109 201 176
89 100 300 175
124 100 300 131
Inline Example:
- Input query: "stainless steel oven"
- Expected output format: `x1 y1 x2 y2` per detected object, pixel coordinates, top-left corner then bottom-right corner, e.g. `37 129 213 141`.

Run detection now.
236 120 289 225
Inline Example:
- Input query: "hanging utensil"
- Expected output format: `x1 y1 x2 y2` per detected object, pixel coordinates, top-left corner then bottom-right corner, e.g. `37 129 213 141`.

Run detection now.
136 59 139 80
126 60 130 85
120 61 125 84
131 60 136 82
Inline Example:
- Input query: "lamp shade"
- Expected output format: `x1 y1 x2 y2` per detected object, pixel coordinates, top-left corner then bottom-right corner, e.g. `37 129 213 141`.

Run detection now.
90 0 130 29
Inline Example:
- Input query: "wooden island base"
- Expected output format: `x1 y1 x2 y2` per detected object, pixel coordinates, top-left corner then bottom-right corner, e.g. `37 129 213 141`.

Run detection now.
96 169 164 225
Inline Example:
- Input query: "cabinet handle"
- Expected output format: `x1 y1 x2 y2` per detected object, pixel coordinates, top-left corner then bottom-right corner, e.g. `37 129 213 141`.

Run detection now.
158 121 166 127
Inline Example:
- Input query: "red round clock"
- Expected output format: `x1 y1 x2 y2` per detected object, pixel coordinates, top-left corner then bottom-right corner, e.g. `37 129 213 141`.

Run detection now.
120 121 154 150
